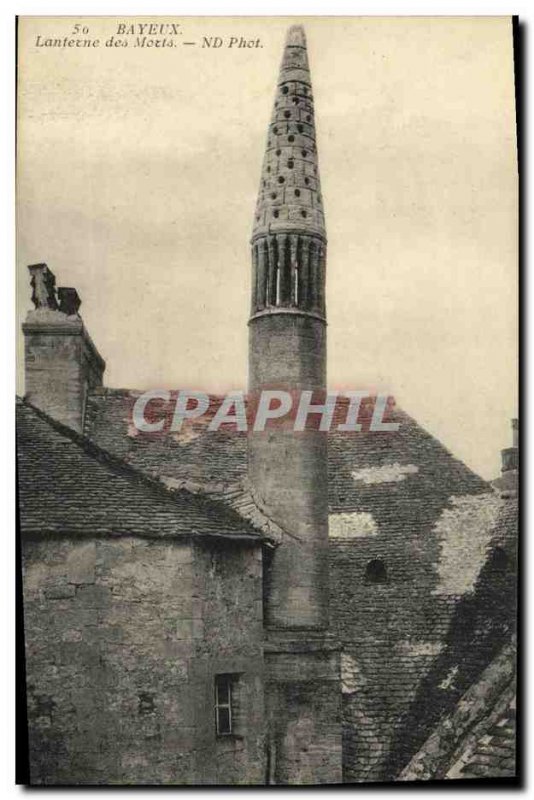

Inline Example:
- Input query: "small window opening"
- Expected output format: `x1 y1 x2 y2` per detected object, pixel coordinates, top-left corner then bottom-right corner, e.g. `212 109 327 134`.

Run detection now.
294 189 301 197
365 559 388 584
282 86 289 94
284 110 291 119
215 674 239 736
297 124 304 133
306 114 311 122
292 97 300 105
273 209 279 218
287 160 294 169
273 126 278 134
276 149 281 156
304 177 310 186
278 176 285 184
302 150 308 157
271 192 277 200
301 210 307 218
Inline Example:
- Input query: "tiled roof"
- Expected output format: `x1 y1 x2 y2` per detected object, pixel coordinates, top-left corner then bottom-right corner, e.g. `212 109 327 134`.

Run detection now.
399 642 517 782
451 694 516 779
84 390 489 520
16 399 264 543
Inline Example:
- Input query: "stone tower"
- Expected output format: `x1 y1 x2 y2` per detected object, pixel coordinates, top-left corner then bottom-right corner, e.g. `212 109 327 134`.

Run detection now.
248 25 341 784
249 24 328 631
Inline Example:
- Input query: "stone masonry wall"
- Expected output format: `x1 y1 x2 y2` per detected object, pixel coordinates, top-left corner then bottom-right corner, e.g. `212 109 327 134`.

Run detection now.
189 540 266 785
22 535 265 786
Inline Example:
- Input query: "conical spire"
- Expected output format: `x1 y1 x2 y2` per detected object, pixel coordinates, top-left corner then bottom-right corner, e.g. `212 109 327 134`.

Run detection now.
250 26 327 319
252 25 326 241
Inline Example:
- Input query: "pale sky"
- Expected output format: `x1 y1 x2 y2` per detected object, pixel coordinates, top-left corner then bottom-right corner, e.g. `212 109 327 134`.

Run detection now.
16 16 518 480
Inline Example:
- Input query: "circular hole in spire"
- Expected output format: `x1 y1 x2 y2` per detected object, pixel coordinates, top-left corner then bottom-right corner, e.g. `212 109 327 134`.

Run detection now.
302 150 307 157
278 176 285 184
297 124 304 133
282 86 289 94
301 210 307 218
304 177 310 186
284 111 291 119
273 126 278 134
271 192 277 200
302 86 308 95
273 209 279 218
288 135 295 143
276 149 281 156
292 97 299 105
306 115 311 122
294 189 301 197
267 166 271 173
287 160 294 169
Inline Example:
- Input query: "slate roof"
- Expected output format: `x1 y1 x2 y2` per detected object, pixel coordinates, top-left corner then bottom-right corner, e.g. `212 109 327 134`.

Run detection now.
451 693 516 779
16 399 264 543
84 390 489 521
399 642 517 782
386 496 518 780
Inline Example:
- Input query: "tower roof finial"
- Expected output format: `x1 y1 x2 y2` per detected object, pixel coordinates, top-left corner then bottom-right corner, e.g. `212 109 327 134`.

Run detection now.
252 25 325 241
286 24 306 48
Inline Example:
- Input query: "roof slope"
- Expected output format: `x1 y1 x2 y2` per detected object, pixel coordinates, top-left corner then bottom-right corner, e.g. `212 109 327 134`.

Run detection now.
16 399 263 543
399 642 516 782
84 391 489 520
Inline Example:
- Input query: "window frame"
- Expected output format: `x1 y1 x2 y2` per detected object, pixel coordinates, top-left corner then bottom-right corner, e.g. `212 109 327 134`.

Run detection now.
214 674 234 736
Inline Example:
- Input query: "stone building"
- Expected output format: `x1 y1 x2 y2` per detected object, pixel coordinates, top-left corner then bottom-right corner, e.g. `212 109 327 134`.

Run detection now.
17 25 518 785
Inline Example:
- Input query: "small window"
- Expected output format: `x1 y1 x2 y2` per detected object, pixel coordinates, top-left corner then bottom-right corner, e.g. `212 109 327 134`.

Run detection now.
365 558 388 584
215 674 239 736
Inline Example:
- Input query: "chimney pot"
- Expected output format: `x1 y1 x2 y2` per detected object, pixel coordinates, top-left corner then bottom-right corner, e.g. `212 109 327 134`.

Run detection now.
28 263 58 310
57 287 82 316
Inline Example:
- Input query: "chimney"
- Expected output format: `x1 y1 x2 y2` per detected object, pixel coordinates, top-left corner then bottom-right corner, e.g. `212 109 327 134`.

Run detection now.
22 264 105 433
501 418 519 474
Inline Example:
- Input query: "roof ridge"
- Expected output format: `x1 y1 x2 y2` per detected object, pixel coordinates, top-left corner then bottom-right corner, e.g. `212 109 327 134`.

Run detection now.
17 399 267 541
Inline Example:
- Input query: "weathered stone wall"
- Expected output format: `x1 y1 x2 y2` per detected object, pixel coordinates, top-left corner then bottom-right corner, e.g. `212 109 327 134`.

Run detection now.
264 632 342 785
22 535 265 785
188 540 266 785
